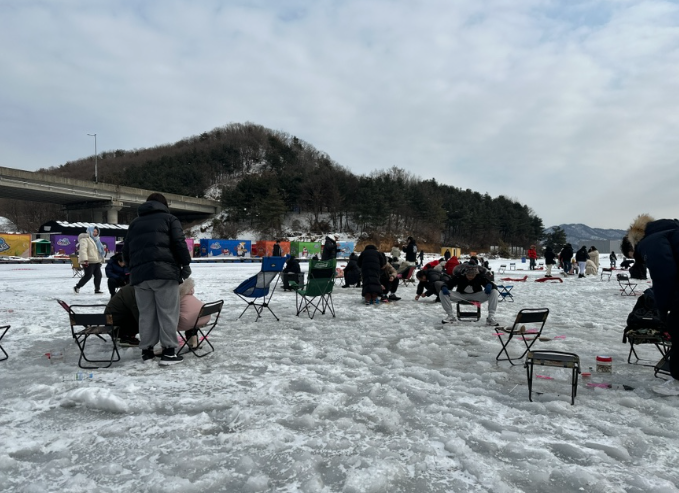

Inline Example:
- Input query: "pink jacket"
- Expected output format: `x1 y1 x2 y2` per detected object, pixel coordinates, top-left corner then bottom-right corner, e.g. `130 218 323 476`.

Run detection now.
178 294 210 331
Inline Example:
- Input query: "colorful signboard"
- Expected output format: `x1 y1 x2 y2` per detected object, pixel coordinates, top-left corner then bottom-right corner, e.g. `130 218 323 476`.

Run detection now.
198 239 252 257
290 241 322 259
0 233 31 258
253 241 291 257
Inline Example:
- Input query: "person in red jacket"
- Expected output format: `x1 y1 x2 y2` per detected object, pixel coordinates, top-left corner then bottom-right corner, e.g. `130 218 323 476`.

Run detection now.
444 256 460 275
527 245 538 270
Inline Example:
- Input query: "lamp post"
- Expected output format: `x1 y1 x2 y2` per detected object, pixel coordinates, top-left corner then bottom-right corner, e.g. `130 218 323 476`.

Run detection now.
87 133 97 183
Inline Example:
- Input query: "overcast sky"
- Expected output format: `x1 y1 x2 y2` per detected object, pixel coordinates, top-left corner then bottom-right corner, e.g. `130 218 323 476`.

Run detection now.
1 0 678 229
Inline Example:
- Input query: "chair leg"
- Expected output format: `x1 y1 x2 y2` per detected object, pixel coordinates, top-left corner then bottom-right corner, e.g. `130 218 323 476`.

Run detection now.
526 359 534 402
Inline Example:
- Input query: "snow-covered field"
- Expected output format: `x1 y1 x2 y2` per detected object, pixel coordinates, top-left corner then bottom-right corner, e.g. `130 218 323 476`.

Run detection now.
1 256 677 493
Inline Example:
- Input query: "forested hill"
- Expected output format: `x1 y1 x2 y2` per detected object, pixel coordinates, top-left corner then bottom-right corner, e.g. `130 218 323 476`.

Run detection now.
41 122 544 249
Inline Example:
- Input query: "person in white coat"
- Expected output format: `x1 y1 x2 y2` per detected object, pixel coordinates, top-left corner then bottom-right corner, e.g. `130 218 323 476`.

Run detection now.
74 226 106 294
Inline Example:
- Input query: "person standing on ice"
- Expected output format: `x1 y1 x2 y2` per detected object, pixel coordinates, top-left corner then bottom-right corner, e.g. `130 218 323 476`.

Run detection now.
123 193 192 366
543 245 557 277
575 246 589 278
74 225 106 294
527 244 538 270
609 250 618 268
321 235 338 260
627 213 679 395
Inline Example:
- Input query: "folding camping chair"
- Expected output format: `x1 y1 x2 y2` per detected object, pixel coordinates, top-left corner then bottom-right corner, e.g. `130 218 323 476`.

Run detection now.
335 267 345 286
509 263 517 270
0 324 9 362
496 285 514 302
69 255 83 277
178 300 224 358
623 326 671 368
495 308 550 365
617 274 638 296
233 257 286 321
295 259 336 319
600 267 613 281
497 265 507 274
57 299 120 369
398 266 417 287
525 351 580 405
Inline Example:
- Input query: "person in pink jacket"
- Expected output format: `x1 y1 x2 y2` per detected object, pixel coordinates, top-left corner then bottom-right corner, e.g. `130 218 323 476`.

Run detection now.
178 278 210 349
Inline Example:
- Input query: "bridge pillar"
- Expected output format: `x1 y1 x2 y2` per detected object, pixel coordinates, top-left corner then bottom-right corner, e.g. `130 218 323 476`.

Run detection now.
105 201 123 224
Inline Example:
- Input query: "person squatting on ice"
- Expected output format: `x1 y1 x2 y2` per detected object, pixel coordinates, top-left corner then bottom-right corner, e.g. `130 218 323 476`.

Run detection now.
123 192 192 366
627 213 679 395
74 225 106 294
421 262 499 326
105 252 129 296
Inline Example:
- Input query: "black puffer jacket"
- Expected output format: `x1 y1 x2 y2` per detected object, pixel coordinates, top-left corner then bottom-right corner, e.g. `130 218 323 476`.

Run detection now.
343 253 361 285
404 238 418 262
358 245 385 295
321 236 338 260
630 216 679 316
544 246 557 265
450 263 494 294
123 200 191 286
560 244 573 261
416 269 450 297
575 246 589 262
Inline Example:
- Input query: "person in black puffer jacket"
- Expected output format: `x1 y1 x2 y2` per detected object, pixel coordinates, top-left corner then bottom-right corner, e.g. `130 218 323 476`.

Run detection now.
123 193 192 365
628 214 679 392
559 243 574 275
544 246 557 277
342 253 361 288
403 237 418 263
105 252 129 296
358 245 385 304
575 246 589 278
321 235 339 260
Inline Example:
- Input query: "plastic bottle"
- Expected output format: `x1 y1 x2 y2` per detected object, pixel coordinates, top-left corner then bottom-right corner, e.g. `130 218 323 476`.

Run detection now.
596 355 613 373
75 372 94 381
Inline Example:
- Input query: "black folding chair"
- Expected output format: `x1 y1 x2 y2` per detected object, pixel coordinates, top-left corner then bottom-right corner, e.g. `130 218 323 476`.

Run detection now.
0 324 9 361
495 308 550 365
57 299 120 369
178 300 224 358
617 273 638 296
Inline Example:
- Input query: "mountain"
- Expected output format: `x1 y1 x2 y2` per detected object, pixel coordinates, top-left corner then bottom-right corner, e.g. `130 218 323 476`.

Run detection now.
546 223 626 249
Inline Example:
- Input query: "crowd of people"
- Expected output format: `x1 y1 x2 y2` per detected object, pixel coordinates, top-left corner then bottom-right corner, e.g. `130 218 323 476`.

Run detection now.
68 206 676 397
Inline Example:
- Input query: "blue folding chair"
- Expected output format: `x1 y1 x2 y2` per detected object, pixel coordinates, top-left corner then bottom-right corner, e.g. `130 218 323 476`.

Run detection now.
233 256 287 321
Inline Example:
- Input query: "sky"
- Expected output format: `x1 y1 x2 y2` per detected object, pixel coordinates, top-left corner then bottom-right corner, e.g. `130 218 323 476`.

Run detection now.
1 256 678 492
1 0 679 230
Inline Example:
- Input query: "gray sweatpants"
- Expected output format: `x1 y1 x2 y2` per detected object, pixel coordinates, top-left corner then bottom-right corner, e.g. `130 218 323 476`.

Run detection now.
134 279 180 350
438 284 498 318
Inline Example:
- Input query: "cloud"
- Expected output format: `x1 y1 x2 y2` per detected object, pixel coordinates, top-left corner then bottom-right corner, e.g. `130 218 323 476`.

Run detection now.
1 0 678 228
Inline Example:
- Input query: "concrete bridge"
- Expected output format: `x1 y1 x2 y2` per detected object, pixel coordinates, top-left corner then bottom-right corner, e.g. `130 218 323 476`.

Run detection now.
0 166 221 223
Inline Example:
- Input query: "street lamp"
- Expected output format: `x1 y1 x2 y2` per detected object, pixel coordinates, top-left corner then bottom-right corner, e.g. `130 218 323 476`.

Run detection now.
87 133 97 183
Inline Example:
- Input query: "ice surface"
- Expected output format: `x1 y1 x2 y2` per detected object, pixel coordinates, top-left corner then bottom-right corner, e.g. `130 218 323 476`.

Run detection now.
0 257 678 492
